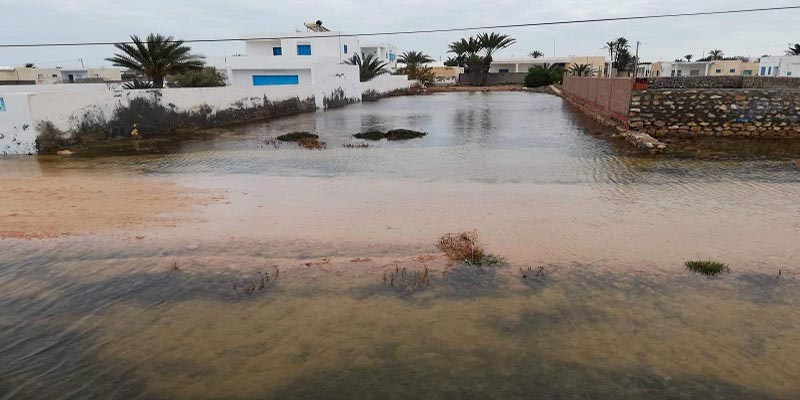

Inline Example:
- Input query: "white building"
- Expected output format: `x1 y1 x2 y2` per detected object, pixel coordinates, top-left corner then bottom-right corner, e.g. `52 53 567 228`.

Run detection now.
660 61 712 77
360 43 398 69
207 25 364 107
489 56 608 76
759 55 800 77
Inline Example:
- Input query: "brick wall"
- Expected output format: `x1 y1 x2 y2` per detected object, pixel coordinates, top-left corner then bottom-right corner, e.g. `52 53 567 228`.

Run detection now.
561 76 632 126
629 89 800 138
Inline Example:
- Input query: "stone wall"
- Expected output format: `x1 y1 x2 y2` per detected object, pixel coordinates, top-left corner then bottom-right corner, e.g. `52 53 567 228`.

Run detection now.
629 89 800 138
458 72 526 86
561 76 632 127
648 76 800 89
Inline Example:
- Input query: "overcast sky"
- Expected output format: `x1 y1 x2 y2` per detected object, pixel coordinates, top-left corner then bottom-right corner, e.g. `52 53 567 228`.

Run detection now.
1 0 798 68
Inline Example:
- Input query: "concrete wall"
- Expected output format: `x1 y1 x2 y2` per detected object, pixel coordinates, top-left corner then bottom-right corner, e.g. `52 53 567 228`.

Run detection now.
0 93 37 155
629 89 800 138
561 76 632 126
0 85 317 154
360 75 414 100
458 72 526 85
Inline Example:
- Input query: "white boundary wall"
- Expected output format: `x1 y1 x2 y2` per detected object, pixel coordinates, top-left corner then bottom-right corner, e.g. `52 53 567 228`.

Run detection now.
360 75 413 95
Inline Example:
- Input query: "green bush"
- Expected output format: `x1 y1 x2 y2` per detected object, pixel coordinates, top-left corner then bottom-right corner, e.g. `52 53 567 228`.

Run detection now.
275 132 318 142
524 65 563 88
168 67 226 88
685 260 730 276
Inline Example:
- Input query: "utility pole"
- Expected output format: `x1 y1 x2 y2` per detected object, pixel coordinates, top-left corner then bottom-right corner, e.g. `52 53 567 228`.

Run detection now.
79 58 85 69
633 41 641 78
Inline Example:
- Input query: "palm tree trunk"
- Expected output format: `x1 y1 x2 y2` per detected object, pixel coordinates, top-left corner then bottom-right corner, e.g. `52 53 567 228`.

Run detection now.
152 76 165 89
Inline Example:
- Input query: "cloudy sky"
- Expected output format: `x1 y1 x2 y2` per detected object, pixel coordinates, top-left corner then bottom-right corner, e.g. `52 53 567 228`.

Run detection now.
1 0 797 68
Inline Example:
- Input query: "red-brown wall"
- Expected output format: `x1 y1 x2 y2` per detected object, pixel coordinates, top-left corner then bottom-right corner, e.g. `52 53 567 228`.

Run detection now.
561 76 632 127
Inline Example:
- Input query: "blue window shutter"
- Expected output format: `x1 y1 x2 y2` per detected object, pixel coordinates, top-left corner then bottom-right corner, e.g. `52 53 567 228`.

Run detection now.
297 44 311 56
273 47 282 56
344 44 348 54
252 75 299 86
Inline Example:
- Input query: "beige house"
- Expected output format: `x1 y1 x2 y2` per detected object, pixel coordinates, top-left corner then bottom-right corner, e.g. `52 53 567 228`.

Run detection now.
708 60 759 76
0 66 122 84
490 56 607 77
650 59 759 77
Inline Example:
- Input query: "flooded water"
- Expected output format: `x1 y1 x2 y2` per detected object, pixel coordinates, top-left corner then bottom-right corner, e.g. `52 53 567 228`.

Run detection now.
1 92 800 399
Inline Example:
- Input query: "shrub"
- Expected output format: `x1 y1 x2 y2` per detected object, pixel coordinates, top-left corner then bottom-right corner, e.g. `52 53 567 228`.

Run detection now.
167 67 226 88
437 231 485 264
385 129 426 140
685 260 730 276
297 137 326 149
353 130 385 140
524 65 563 88
276 131 318 142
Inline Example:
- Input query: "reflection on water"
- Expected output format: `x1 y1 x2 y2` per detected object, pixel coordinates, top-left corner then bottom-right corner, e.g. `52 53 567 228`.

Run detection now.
2 92 800 398
1 241 799 399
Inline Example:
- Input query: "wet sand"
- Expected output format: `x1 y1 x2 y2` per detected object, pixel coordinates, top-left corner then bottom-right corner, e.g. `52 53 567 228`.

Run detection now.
0 174 223 239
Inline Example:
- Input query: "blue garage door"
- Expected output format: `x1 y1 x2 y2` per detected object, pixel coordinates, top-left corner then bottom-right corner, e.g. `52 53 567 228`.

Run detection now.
252 75 299 86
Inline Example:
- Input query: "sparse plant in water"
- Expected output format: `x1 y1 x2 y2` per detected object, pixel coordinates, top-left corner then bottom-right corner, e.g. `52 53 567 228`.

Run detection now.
297 137 326 149
353 130 386 140
106 33 205 88
437 230 486 264
275 132 318 142
685 260 730 276
385 129 426 140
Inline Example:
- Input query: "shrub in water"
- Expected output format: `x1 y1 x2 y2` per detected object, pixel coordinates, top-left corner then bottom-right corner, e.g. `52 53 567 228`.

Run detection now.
685 260 730 276
385 129 427 140
437 230 485 264
353 130 386 140
276 131 318 142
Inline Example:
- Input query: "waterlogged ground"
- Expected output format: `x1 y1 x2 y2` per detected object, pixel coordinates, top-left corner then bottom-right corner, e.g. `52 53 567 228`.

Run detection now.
1 92 800 399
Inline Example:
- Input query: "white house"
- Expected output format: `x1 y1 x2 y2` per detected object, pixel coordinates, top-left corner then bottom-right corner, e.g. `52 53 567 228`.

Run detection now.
207 25 363 107
759 55 800 77
489 56 608 76
660 61 712 77
360 43 398 69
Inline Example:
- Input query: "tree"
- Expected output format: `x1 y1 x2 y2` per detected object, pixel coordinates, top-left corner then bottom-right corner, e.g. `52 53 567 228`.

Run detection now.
708 49 724 60
529 50 544 58
168 66 226 87
24 63 35 68
567 63 593 77
684 54 693 62
603 41 617 66
396 64 435 86
106 34 204 88
788 43 800 55
398 51 434 66
444 55 465 67
345 53 388 82
448 32 515 85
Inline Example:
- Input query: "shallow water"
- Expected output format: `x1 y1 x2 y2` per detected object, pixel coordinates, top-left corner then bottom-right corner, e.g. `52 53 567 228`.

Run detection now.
1 92 800 398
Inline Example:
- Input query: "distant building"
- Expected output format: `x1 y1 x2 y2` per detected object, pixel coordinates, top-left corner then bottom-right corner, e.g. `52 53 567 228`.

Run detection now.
489 56 608 77
653 59 759 77
361 43 398 69
0 66 121 84
758 55 800 77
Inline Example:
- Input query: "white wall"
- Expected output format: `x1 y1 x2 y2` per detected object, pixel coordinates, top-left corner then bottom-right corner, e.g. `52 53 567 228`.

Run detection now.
244 34 360 63
360 75 412 95
313 63 361 108
0 83 117 95
759 56 800 77
228 69 313 86
0 93 37 155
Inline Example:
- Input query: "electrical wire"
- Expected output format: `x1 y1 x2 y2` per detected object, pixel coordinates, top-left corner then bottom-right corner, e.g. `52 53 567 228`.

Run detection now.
0 5 798 48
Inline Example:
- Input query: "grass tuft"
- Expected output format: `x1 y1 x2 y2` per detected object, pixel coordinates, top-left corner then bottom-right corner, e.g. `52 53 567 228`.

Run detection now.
437 230 486 265
276 131 318 142
685 260 730 276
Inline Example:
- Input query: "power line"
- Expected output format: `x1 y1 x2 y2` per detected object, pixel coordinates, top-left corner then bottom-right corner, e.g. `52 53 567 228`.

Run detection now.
1 5 799 48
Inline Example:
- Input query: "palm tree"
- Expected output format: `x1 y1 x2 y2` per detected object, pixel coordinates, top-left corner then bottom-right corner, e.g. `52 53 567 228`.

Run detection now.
345 53 388 82
684 54 693 62
448 36 483 73
567 63 593 77
708 49 724 60
529 50 544 58
788 43 800 55
477 32 516 61
106 34 204 88
603 41 617 63
398 51 434 66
